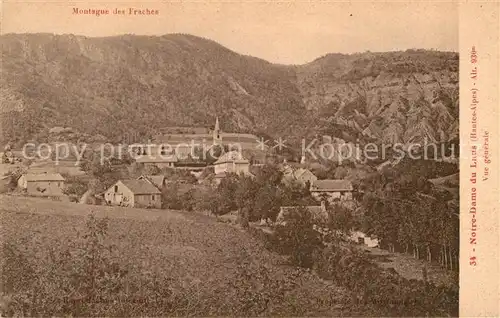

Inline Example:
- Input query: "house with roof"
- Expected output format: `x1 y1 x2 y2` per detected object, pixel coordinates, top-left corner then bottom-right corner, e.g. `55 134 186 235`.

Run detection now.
137 175 166 190
282 165 318 186
310 179 353 203
17 173 66 197
213 150 252 184
135 154 178 169
103 179 161 209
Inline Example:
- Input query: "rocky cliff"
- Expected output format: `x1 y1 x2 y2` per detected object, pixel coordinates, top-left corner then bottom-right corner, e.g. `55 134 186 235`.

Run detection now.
296 51 459 145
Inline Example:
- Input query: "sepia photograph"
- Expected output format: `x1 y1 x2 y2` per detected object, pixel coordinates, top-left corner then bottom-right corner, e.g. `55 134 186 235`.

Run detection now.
2 1 492 316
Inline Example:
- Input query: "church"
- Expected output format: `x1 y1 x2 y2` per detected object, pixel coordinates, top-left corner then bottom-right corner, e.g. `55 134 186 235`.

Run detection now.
141 117 265 160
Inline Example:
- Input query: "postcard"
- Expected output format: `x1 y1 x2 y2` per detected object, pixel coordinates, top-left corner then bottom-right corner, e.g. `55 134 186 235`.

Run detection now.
0 1 498 317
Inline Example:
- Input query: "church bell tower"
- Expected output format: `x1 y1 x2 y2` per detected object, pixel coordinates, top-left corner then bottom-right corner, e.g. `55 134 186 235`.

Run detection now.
213 116 222 144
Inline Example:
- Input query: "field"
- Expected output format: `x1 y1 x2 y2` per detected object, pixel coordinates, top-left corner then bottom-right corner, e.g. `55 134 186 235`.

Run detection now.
0 195 363 316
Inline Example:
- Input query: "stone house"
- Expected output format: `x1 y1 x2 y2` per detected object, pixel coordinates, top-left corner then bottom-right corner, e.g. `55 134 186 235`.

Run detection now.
282 165 318 186
103 179 161 209
310 179 353 203
17 173 66 197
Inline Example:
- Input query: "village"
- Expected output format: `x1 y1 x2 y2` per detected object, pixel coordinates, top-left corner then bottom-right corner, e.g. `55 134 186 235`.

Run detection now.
0 116 460 315
1 116 383 249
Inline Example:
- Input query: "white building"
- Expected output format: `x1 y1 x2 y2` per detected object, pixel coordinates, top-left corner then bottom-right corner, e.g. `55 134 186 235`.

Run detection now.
349 231 380 248
212 150 251 184
103 179 161 209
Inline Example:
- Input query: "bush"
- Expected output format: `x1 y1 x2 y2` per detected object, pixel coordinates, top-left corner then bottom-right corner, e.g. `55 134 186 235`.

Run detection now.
161 182 201 211
325 203 356 235
63 176 88 197
162 168 198 184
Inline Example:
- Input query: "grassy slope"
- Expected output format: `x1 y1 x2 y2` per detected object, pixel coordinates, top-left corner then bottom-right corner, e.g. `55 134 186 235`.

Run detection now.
0 195 359 316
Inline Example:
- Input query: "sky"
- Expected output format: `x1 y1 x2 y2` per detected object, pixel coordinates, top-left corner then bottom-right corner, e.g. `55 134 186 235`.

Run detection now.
1 1 458 64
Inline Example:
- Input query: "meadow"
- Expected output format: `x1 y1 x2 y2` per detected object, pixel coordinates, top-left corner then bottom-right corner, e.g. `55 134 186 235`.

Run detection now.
1 195 361 316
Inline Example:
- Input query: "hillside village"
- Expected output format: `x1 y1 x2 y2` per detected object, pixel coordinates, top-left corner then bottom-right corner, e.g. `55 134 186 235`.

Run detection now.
2 117 360 220
1 112 459 259
0 33 460 317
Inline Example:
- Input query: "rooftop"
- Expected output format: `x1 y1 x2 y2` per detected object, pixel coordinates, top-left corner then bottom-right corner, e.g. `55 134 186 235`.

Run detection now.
24 173 65 182
282 166 317 182
310 179 353 192
119 179 161 194
138 175 165 189
294 168 314 178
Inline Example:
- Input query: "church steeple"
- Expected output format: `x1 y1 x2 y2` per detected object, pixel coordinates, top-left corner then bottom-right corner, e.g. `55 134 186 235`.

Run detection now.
214 116 220 134
213 116 221 143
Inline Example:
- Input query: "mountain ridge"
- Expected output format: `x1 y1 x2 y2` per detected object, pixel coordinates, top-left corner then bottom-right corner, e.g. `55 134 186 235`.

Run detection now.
0 33 459 148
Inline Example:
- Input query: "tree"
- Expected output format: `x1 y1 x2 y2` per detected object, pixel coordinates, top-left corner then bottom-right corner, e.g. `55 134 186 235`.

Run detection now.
326 203 355 235
251 164 284 222
333 166 348 179
180 188 197 211
254 184 281 222
214 173 239 215
161 182 183 209
80 157 112 177
273 206 323 268
359 163 459 269
4 169 23 191
63 177 88 197
234 175 259 228
254 164 283 187
163 169 197 184
279 181 315 207
143 164 161 176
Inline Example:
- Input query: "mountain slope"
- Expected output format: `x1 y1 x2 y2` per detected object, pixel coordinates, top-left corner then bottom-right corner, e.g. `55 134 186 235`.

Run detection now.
1 33 307 144
297 50 459 145
0 34 458 147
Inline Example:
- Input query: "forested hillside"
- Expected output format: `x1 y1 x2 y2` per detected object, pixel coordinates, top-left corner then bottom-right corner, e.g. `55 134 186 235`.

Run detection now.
1 33 458 146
